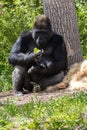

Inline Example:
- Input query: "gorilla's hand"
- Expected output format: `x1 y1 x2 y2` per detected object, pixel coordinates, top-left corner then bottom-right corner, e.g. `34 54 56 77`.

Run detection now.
25 52 42 63
28 65 42 74
40 63 47 68
34 52 42 62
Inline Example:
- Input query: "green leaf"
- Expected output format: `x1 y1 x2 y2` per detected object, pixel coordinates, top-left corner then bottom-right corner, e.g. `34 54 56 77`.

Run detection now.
34 48 41 53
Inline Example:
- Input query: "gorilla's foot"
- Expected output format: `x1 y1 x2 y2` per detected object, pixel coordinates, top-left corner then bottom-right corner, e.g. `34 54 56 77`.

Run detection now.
33 85 41 92
14 91 24 96
31 82 41 92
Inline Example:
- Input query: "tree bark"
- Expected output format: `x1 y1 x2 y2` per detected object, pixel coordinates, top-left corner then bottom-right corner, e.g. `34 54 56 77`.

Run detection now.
43 0 83 67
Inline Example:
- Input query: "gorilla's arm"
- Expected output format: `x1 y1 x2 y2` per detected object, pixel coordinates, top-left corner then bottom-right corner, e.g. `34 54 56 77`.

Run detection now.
39 35 67 75
28 35 67 75
8 33 39 67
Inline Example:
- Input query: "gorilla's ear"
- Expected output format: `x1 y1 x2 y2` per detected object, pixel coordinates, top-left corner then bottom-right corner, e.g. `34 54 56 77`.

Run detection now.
34 15 52 30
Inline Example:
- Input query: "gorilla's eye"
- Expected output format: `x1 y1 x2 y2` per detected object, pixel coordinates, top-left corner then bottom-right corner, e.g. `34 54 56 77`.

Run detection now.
36 30 49 35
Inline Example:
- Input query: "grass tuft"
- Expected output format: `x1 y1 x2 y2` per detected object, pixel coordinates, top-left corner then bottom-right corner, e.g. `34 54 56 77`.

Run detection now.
0 91 87 129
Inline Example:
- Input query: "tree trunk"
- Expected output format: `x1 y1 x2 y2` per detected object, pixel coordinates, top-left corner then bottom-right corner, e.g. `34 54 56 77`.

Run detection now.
43 0 83 67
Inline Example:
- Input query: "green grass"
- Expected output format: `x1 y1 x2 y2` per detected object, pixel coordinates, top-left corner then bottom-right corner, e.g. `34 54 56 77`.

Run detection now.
0 63 13 92
0 91 87 130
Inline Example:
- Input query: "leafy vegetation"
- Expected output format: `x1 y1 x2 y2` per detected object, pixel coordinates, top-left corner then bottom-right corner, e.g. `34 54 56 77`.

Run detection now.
0 0 43 91
75 0 87 58
0 92 87 129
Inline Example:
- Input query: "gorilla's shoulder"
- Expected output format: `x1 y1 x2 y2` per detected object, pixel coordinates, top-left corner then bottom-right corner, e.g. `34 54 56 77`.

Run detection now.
51 33 64 45
20 30 33 39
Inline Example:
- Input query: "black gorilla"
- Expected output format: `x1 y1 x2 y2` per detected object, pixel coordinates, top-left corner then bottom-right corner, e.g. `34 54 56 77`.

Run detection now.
8 15 67 96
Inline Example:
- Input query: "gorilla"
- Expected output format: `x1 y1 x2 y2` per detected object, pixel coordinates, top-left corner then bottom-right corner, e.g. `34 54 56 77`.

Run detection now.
8 15 67 96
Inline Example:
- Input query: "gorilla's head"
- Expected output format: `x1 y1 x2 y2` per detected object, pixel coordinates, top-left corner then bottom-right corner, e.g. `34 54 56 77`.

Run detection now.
32 15 53 49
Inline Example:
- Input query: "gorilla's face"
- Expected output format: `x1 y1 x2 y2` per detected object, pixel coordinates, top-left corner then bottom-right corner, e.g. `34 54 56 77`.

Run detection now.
32 29 52 49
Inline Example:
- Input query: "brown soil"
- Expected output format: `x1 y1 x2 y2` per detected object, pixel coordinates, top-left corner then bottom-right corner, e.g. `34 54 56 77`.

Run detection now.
0 86 86 106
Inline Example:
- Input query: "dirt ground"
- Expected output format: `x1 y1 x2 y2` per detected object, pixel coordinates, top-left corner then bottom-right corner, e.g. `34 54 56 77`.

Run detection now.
0 85 87 105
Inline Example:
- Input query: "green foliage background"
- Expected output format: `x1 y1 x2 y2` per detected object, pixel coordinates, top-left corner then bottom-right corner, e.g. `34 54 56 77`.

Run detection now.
75 0 87 58
0 0 87 92
0 0 43 91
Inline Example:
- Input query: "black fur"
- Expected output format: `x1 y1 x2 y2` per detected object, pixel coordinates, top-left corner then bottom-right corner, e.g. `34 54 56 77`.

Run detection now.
8 15 67 95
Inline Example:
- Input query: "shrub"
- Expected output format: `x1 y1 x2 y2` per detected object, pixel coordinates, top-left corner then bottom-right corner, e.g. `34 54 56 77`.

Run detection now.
0 0 43 91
